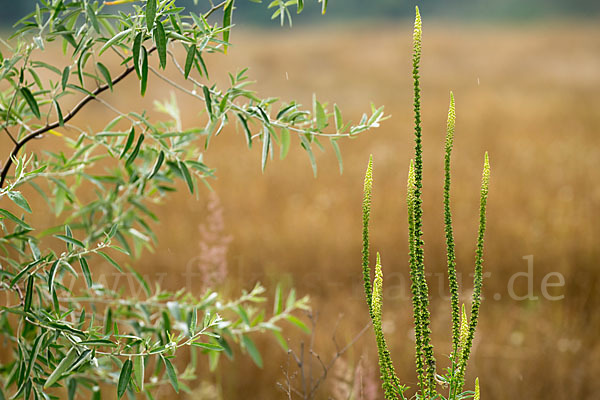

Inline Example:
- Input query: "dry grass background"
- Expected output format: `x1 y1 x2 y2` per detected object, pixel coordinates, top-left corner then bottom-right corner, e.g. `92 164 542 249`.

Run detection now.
3 20 600 399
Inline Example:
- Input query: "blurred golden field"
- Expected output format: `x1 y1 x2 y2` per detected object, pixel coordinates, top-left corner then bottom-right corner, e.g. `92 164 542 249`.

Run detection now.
4 20 600 399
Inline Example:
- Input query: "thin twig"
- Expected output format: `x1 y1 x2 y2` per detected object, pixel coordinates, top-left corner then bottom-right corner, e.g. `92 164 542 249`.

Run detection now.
280 311 372 400
204 0 229 19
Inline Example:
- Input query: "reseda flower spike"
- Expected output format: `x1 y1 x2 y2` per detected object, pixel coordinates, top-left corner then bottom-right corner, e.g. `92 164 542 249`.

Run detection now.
360 6 490 400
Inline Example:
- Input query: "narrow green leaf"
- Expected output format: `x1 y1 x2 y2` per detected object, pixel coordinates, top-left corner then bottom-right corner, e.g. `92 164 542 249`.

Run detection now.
126 133 145 167
286 288 296 309
236 113 252 147
67 379 77 400
236 305 250 325
44 348 78 388
99 28 132 56
127 264 151 297
299 136 317 177
20 87 40 119
133 32 143 78
0 208 32 230
321 0 328 14
191 342 224 351
315 100 327 130
134 355 144 392
140 46 148 96
272 330 288 351
77 52 85 85
222 0 234 54
120 127 136 159
148 150 164 179
178 161 194 194
146 0 157 31
67 349 92 374
25 332 47 379
104 307 113 334
61 66 70 91
256 106 270 124
261 128 270 172
66 83 95 97
52 285 60 313
202 85 212 119
117 359 133 399
162 356 179 393
154 21 167 69
48 260 60 292
29 239 41 260
297 0 304 13
241 335 263 368
197 52 209 78
334 103 342 131
78 339 116 347
86 3 100 33
183 45 195 79
7 191 32 213
98 251 123 272
274 283 283 315
189 307 198 333
96 62 113 91
79 257 92 288
103 225 118 242
24 275 34 312
10 259 43 286
276 103 295 119
280 128 290 160
285 314 311 334
215 336 233 359
54 234 85 248
330 138 343 174
53 99 64 126
78 308 86 329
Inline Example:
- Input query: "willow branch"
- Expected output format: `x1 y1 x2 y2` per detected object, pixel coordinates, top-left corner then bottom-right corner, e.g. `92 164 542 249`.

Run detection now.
0 46 157 188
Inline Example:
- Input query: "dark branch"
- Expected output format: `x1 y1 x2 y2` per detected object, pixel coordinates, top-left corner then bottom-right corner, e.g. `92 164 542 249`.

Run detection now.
0 47 157 188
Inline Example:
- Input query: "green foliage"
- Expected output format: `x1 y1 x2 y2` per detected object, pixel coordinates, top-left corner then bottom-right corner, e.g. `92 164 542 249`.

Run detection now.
360 7 491 400
0 0 382 397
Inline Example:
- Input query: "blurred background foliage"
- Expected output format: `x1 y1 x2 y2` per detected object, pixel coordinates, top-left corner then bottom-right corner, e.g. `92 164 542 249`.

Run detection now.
1 0 599 399
1 0 600 28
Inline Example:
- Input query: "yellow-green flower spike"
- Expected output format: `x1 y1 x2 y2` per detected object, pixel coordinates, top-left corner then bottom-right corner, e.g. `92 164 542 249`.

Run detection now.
411 8 437 396
371 252 383 321
446 92 456 146
474 377 480 400
413 6 422 61
458 153 491 391
362 155 374 316
458 303 469 352
407 160 417 253
371 253 402 399
444 92 461 360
